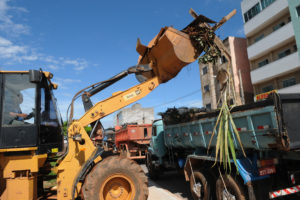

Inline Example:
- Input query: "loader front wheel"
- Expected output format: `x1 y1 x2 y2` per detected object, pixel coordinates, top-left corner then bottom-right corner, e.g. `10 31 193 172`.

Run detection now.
82 156 148 200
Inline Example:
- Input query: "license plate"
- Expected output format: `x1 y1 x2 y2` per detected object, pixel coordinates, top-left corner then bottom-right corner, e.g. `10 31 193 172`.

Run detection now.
259 166 276 176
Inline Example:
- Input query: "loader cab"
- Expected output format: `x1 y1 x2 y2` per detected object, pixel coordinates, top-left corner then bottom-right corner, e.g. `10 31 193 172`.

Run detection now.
0 70 63 154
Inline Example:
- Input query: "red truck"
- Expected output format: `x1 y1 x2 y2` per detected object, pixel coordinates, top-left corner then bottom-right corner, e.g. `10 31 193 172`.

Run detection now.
115 124 152 160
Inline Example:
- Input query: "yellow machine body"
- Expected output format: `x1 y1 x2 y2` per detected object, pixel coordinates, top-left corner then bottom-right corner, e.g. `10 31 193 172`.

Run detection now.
0 149 47 200
57 77 160 199
0 70 61 200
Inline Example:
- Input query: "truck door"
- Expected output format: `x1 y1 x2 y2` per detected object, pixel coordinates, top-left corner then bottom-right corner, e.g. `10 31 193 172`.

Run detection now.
150 120 166 158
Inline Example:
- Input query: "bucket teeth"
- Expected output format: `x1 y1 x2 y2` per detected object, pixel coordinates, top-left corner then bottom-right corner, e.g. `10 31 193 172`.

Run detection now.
136 38 148 56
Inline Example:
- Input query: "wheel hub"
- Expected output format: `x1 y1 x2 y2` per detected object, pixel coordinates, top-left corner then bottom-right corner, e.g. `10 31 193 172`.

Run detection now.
101 174 135 200
193 183 202 198
108 182 124 198
222 190 236 200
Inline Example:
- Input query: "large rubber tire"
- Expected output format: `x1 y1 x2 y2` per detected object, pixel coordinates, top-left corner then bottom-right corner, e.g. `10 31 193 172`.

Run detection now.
190 171 210 200
216 175 246 200
145 152 159 180
82 156 148 200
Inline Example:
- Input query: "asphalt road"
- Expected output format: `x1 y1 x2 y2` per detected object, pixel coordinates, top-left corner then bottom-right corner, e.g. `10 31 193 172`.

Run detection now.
140 164 193 200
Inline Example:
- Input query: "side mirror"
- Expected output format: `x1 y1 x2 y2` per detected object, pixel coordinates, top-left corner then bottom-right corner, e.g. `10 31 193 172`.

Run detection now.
29 70 41 83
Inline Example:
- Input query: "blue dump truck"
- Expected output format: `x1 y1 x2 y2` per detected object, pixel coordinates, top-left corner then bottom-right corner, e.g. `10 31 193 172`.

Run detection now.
146 93 300 200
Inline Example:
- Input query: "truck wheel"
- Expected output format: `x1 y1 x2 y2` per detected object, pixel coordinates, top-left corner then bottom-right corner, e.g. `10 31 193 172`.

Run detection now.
190 171 210 200
146 152 159 180
216 175 246 200
82 156 148 200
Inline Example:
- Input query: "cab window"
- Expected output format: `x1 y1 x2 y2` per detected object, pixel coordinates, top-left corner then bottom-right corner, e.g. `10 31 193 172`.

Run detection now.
2 74 36 125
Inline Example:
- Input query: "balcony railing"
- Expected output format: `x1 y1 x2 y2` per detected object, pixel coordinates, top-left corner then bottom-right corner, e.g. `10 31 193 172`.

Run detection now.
244 0 288 36
247 22 294 60
251 52 300 84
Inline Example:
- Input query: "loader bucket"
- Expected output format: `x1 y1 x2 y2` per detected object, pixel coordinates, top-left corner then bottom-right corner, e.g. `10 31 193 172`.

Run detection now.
135 9 236 84
136 27 197 83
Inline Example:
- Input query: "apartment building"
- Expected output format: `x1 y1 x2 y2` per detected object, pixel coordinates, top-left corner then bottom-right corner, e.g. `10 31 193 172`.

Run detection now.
199 37 253 110
241 0 300 95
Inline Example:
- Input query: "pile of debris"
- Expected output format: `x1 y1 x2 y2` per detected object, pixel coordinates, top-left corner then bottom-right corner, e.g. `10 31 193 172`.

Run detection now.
183 19 221 64
159 107 208 125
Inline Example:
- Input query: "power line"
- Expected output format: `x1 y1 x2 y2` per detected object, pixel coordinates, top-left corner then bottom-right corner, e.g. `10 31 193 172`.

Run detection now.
152 89 201 108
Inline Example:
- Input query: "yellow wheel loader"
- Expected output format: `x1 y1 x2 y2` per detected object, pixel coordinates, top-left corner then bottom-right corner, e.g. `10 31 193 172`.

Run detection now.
0 9 235 200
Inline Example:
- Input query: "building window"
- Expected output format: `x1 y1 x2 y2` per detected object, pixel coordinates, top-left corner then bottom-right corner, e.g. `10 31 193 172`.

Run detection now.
144 128 148 138
297 5 300 17
220 56 227 64
262 85 274 93
202 66 208 75
273 22 285 31
261 0 275 10
206 104 211 110
294 44 298 51
204 85 210 93
258 59 269 68
278 49 291 59
283 77 296 88
244 3 261 23
254 34 264 43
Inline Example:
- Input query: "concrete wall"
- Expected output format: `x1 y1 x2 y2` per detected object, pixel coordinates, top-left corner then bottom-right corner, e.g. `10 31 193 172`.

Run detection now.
247 22 295 60
288 0 300 59
254 69 300 93
114 103 154 126
229 37 254 104
242 0 289 36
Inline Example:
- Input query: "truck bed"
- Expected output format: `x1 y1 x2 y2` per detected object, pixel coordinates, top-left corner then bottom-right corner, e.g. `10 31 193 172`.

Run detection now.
162 93 300 151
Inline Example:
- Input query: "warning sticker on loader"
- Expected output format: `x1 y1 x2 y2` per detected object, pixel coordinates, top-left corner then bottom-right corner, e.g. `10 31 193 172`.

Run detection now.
123 89 141 101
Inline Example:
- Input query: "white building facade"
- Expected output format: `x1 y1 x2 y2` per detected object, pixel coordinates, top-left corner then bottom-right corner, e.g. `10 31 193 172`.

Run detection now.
241 0 300 95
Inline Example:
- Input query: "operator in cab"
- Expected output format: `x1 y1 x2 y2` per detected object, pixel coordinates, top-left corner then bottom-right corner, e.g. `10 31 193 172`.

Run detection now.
4 90 34 125
8 92 33 122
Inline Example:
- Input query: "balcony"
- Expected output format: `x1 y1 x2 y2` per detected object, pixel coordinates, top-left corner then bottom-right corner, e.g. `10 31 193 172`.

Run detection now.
247 22 294 60
251 52 300 84
244 0 289 36
278 83 300 94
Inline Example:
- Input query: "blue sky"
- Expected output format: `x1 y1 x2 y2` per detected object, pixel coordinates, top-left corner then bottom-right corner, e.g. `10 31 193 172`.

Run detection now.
0 0 245 128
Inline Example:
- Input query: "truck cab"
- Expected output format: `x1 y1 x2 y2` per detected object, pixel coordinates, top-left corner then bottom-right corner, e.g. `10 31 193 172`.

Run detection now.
149 119 166 160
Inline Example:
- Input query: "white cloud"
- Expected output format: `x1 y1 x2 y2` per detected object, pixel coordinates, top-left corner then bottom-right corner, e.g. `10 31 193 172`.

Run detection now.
22 54 38 61
0 0 29 37
55 77 81 84
63 59 88 71
0 0 90 72
43 56 59 64
48 64 58 70
236 27 245 37
0 36 26 59
74 66 86 71
64 59 79 65
0 36 11 46
52 77 82 90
